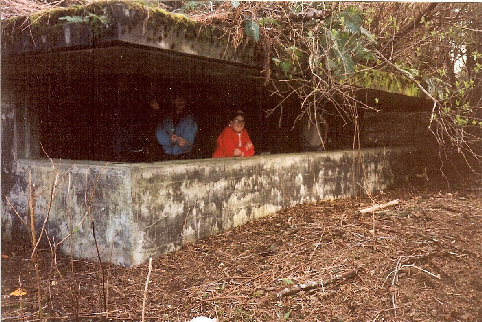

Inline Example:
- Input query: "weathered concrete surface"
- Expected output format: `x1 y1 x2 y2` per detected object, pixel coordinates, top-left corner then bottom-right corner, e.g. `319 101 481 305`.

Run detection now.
3 159 137 266
362 111 432 147
2 1 427 98
1 1 262 68
2 147 420 266
0 103 17 241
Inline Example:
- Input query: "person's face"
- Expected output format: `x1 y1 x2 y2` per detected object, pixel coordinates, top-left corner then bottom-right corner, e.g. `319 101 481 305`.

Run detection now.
173 96 186 114
149 100 160 111
230 115 245 133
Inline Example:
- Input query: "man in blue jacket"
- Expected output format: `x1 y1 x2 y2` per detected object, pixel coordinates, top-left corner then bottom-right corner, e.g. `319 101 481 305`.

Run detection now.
156 94 198 160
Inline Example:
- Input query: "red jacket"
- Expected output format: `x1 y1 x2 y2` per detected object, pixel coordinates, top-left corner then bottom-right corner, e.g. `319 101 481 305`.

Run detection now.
212 126 255 158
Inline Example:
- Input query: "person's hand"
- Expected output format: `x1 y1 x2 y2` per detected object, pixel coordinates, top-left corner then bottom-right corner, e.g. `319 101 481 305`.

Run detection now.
233 148 242 157
177 137 186 147
170 134 177 143
244 142 253 150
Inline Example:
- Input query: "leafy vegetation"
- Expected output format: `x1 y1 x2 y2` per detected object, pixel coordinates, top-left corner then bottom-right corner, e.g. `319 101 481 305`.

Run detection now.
186 1 480 174
1 1 480 174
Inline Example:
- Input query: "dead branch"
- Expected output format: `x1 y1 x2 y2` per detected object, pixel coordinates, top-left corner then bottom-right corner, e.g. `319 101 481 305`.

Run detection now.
373 49 439 128
277 270 356 297
91 220 107 314
200 295 249 302
28 170 43 320
84 163 109 315
401 264 441 279
5 196 27 227
289 9 331 22
391 257 402 317
359 199 400 214
141 257 153 322
392 3 438 42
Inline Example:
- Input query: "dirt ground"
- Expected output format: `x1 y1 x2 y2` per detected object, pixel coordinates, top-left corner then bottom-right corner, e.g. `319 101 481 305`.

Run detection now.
2 178 481 321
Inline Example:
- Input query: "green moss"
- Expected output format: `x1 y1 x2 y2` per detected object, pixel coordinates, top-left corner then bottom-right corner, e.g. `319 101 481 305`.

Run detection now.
4 0 200 34
3 0 241 46
350 67 422 98
2 0 256 61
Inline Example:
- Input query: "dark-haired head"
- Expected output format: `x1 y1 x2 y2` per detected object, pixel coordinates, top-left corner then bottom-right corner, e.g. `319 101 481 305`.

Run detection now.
172 95 187 114
230 110 246 121
229 110 246 133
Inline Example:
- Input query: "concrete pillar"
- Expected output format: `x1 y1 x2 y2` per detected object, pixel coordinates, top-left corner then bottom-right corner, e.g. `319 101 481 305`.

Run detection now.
1 90 19 241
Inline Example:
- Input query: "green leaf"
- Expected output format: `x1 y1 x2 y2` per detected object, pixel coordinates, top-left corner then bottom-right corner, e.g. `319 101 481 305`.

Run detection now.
286 46 303 59
280 278 293 285
345 20 360 34
284 311 291 319
338 53 354 75
73 226 79 233
86 12 109 26
360 26 375 42
245 19 260 42
216 282 226 291
272 57 281 64
259 17 279 27
280 61 292 75
455 114 468 126
339 9 362 34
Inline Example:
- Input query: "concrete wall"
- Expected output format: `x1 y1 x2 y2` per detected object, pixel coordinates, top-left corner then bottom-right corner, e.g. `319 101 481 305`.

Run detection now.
2 147 418 266
362 111 432 147
0 0 431 268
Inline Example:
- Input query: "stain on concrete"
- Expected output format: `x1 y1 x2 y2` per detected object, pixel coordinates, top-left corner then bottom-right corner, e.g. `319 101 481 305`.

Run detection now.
2 147 418 266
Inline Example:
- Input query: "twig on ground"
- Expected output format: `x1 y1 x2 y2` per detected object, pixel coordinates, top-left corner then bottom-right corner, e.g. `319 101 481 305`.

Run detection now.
200 295 249 302
85 164 109 315
91 220 107 314
142 257 153 322
391 257 402 317
277 270 356 297
106 232 116 319
17 276 24 319
359 199 400 214
401 264 441 279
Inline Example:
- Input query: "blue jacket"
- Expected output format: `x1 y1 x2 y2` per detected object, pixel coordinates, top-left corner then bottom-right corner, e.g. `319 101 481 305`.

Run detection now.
156 114 198 155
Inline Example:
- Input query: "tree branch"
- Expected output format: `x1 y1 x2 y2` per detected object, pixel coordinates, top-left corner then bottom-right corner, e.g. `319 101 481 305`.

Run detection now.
374 49 439 127
393 3 438 41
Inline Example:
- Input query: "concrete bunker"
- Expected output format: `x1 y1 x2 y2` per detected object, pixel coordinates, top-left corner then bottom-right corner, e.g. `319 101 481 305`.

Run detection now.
2 1 430 266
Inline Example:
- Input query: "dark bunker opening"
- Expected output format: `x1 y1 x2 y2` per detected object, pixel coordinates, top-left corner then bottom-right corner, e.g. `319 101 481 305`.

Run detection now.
4 41 431 164
5 42 369 163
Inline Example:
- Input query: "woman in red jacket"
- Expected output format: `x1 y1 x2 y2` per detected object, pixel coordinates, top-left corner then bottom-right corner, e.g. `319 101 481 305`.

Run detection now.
212 110 255 158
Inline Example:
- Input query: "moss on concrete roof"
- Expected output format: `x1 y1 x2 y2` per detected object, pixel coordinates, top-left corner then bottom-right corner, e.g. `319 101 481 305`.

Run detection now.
4 0 193 29
2 0 422 98
2 0 230 48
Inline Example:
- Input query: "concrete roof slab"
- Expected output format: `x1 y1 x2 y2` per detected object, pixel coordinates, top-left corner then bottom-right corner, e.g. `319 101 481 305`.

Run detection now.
1 0 262 69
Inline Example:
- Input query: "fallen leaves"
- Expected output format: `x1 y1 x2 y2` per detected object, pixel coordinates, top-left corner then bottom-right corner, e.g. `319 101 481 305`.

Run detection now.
10 288 27 297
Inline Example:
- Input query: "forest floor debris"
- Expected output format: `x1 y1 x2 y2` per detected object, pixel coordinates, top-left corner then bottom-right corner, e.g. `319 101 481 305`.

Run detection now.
2 179 481 321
